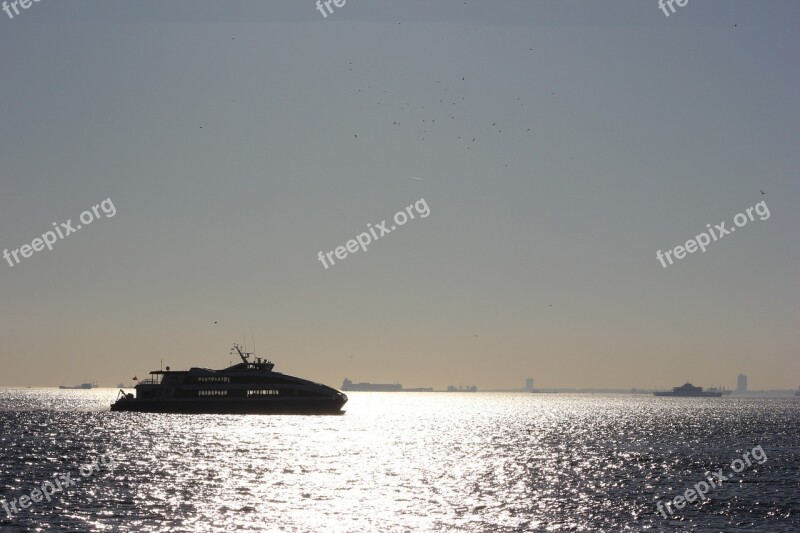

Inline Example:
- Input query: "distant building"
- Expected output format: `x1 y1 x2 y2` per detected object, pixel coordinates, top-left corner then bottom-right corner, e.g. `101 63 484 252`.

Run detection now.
525 378 534 391
737 374 748 393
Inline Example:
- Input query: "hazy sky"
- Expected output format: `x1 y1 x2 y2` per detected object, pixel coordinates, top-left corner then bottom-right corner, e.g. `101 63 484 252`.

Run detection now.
1 1 797 390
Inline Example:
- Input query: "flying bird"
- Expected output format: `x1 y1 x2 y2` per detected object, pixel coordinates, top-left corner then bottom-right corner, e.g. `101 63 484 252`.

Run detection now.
760 189 765 195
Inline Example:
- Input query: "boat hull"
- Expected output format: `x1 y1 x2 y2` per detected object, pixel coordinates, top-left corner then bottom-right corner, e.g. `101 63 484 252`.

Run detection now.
110 397 346 414
653 392 723 397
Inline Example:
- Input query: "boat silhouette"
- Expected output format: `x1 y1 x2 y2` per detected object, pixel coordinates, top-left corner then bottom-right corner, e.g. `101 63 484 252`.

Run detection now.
111 344 347 414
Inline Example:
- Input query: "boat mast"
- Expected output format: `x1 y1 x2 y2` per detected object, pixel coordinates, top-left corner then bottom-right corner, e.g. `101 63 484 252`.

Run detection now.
232 343 251 364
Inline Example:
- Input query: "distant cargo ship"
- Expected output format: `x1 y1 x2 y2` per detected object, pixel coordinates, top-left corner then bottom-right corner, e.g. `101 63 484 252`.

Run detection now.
654 383 723 397
59 382 97 390
447 385 477 392
706 386 733 396
341 378 402 392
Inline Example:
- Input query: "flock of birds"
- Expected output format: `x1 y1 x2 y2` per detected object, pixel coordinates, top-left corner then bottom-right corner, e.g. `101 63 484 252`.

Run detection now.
197 37 550 173
345 56 548 170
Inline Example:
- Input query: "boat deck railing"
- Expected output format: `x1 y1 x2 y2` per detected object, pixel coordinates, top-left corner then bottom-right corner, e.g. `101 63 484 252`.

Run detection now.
137 377 160 386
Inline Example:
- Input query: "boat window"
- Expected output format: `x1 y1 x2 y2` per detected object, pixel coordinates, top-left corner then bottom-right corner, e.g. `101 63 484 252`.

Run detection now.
197 376 230 383
198 390 228 397
247 389 279 397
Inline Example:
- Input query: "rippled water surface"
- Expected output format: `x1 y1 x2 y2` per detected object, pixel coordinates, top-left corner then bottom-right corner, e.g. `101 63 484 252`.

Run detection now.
0 389 798 532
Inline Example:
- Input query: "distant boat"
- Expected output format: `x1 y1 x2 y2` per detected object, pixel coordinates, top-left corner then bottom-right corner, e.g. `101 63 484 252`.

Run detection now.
341 378 402 392
447 385 477 392
707 386 733 396
59 382 97 390
654 383 723 397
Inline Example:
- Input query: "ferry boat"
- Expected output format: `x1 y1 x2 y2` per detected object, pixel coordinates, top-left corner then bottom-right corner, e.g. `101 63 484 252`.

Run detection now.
110 344 347 414
654 383 723 397
59 382 97 390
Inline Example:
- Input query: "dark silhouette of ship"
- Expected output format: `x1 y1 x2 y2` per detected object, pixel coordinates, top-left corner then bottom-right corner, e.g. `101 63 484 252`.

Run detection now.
340 379 432 392
59 382 97 390
654 383 723 397
110 344 347 414
341 378 402 392
706 386 733 396
447 385 477 392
